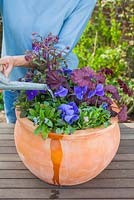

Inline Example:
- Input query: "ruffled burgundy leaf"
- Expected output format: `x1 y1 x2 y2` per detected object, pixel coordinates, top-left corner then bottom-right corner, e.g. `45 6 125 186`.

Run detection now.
46 70 66 90
118 105 127 122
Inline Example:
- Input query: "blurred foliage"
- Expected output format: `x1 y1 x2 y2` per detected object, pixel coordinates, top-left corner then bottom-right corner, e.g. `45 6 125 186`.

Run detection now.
0 92 3 111
74 0 134 77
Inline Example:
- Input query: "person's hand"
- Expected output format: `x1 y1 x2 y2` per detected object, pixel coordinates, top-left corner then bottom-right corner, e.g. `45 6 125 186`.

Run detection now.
0 55 29 77
0 56 14 77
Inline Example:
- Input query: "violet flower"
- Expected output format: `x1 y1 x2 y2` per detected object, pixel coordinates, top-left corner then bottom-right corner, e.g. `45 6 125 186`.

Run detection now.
101 103 108 110
63 68 72 76
88 84 104 98
58 102 79 124
74 86 87 100
54 86 68 97
26 90 38 101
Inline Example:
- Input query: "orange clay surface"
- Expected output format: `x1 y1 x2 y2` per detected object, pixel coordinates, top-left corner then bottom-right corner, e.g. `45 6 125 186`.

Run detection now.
14 114 120 186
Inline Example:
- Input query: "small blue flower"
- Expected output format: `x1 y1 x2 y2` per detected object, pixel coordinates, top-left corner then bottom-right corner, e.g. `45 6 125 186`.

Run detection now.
63 68 72 76
88 84 104 98
58 102 79 124
74 86 87 100
102 103 108 110
26 90 38 101
54 86 68 97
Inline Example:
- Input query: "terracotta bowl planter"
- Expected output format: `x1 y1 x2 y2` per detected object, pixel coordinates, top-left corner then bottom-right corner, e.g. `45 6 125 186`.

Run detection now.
14 114 120 186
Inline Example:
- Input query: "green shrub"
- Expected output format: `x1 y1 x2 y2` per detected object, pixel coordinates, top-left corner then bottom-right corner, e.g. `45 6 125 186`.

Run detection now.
0 93 4 111
74 0 134 76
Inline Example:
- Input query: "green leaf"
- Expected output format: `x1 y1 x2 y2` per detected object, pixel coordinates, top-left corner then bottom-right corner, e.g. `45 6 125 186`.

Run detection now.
55 128 63 134
20 110 27 118
64 126 76 135
29 109 36 116
48 108 55 118
104 121 109 128
40 109 45 121
42 125 49 139
34 125 42 136
44 118 53 127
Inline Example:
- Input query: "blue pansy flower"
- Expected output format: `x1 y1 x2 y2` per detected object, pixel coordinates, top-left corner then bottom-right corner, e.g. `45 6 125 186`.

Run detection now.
63 67 72 76
74 86 87 100
26 90 38 101
58 102 79 124
54 86 68 97
88 84 104 98
102 103 108 110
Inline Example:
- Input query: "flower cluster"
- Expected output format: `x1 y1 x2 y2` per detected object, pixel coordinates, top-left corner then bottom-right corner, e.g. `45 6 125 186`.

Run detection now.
17 33 133 139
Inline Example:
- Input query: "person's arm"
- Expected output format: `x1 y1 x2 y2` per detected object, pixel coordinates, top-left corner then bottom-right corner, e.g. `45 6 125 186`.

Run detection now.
55 0 97 53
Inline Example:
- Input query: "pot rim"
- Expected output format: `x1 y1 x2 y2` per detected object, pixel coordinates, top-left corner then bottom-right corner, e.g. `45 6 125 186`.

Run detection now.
16 110 119 140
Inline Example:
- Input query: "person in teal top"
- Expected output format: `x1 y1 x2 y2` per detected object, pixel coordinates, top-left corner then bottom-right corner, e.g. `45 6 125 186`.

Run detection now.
0 0 97 123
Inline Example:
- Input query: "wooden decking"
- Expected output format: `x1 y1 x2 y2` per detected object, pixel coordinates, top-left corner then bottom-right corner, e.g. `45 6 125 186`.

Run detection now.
0 123 134 200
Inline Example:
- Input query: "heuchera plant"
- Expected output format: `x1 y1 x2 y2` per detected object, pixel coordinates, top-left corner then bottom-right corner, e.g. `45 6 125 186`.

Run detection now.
16 33 133 139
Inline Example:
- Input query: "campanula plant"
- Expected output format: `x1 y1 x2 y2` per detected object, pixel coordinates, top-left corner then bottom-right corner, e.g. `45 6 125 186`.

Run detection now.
16 33 133 139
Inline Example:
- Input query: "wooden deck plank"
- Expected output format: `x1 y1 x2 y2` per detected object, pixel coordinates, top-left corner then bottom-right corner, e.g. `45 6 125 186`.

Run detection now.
1 139 134 147
1 161 134 170
0 188 134 199
0 133 134 140
1 169 134 179
1 178 134 189
1 145 134 154
0 140 15 146
2 153 133 162
0 154 20 161
1 199 134 200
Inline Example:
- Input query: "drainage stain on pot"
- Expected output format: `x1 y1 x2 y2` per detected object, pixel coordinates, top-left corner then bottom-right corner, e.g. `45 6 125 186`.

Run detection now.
50 139 63 185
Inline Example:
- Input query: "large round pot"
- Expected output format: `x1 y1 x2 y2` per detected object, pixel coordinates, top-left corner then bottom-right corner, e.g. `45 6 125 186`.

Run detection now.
14 114 120 186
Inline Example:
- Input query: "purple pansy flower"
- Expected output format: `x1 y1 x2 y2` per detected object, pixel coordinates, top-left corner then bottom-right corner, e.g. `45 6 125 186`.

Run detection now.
40 90 45 94
74 86 87 100
26 90 38 101
95 84 105 96
58 102 79 124
88 84 104 98
54 86 68 97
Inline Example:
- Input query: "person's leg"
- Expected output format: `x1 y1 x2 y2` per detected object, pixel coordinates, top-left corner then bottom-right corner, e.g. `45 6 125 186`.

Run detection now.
3 90 19 124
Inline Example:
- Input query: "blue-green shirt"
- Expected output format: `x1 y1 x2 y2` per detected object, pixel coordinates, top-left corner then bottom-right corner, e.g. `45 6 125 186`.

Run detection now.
0 0 96 80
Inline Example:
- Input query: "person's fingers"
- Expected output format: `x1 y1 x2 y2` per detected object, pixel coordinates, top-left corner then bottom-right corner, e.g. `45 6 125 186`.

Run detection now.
0 57 14 77
3 63 13 77
0 64 4 72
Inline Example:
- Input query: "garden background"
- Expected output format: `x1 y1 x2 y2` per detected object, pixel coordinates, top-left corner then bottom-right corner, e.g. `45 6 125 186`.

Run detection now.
0 0 134 122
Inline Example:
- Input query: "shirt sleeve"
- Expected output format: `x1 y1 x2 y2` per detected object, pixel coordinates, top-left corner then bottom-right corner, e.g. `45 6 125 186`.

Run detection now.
55 0 97 53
